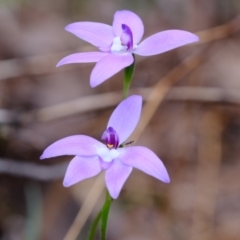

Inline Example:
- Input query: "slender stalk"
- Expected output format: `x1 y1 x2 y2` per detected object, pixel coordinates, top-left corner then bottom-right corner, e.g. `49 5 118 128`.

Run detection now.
123 54 135 98
100 191 113 240
87 210 102 240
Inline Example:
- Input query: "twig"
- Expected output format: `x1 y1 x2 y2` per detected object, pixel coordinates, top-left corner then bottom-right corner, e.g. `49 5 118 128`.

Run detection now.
0 158 68 180
17 86 240 124
0 46 94 81
63 173 105 240
132 55 202 140
196 15 240 44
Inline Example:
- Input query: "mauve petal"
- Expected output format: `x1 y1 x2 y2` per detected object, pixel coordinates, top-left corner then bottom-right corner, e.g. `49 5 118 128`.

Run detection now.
40 135 104 159
107 95 142 144
56 52 109 67
119 146 170 183
134 30 199 56
112 10 144 45
65 22 114 47
63 156 101 187
90 53 133 87
105 159 132 199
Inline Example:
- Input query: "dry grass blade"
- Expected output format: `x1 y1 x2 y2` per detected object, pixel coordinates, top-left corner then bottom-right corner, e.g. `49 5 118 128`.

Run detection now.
132 55 201 141
63 173 105 240
196 15 240 44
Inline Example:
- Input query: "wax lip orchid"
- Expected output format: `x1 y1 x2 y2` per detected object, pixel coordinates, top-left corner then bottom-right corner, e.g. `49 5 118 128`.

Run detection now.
40 95 170 199
56 10 199 87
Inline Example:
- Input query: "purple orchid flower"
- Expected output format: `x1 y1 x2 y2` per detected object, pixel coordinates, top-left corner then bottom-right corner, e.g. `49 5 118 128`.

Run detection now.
40 95 170 199
57 10 199 87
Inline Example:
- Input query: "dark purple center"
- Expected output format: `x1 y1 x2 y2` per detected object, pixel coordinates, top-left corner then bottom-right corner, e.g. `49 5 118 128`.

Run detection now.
121 24 133 50
101 127 119 149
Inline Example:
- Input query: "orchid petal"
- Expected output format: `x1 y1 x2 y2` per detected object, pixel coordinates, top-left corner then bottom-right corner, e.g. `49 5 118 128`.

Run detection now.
63 156 101 187
134 30 199 56
107 95 142 144
65 22 114 47
105 159 132 199
90 53 133 87
56 52 108 67
99 158 113 170
119 146 170 183
113 10 144 45
40 135 104 159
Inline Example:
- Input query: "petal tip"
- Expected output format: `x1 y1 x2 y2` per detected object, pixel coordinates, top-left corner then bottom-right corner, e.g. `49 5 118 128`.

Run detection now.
164 176 171 184
90 80 98 88
112 195 118 199
56 57 69 67
63 180 70 187
56 61 62 67
39 152 52 160
191 34 200 43
182 31 200 44
65 24 73 32
63 176 75 187
135 94 143 102
107 184 121 199
161 171 171 183
128 94 142 100
109 191 119 199
128 94 143 106
155 170 171 184
90 79 98 88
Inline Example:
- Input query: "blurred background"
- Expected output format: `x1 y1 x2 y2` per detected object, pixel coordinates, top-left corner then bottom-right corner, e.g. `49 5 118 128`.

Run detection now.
1 0 240 239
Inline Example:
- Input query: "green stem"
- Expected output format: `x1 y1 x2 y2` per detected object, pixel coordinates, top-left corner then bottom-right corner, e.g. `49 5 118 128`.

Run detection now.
87 210 102 240
100 191 113 240
123 54 135 98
